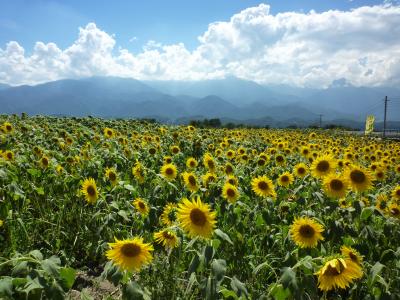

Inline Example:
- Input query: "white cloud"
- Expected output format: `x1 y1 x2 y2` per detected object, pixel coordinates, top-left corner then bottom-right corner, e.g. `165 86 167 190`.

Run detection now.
1 4 400 87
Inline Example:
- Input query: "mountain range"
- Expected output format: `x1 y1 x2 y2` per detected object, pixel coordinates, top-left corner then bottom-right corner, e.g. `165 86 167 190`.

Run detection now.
0 76 398 128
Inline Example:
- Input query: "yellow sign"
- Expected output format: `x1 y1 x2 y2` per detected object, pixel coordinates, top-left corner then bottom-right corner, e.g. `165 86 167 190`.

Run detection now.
365 115 375 135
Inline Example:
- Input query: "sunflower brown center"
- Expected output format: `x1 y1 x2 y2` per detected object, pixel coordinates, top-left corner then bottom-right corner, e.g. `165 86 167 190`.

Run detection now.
42 158 49 166
109 172 116 181
258 181 268 191
349 252 358 262
188 175 197 186
7 153 12 159
299 224 315 238
138 202 146 209
190 161 196 167
396 190 400 196
276 156 284 162
226 165 233 173
317 161 329 172
162 231 174 239
121 243 141 257
86 185 96 196
391 207 400 216
6 125 12 131
207 161 215 169
330 179 344 191
165 167 174 175
149 148 156 155
190 208 207 226
227 188 236 198
323 262 344 276
257 159 265 166
350 170 366 184
298 167 305 174
107 130 112 136
281 175 289 182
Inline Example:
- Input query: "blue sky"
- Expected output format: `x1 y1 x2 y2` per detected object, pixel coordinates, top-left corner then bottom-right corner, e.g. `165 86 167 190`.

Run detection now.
0 0 399 87
0 0 385 53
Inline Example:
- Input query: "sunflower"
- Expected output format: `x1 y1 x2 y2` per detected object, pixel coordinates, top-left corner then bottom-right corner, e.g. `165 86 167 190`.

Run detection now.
341 246 363 265
177 197 216 239
387 202 400 219
106 237 153 272
293 163 308 178
311 155 335 178
182 172 199 192
56 165 64 174
315 258 363 292
203 153 216 172
290 217 324 248
103 127 114 138
0 219 3 227
224 163 234 175
374 168 385 181
226 175 238 186
3 150 14 161
338 198 351 208
132 162 145 184
81 178 98 204
160 163 178 181
278 172 294 187
105 167 118 186
202 172 217 187
275 154 286 166
323 175 348 199
163 156 173 164
154 229 179 249
133 198 149 216
2 122 13 133
186 157 198 169
345 166 373 193
40 155 50 169
161 203 178 226
375 194 388 212
222 183 239 203
251 176 276 199
391 185 400 201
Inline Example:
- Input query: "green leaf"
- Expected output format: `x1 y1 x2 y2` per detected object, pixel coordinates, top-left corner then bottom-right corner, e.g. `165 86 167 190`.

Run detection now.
12 261 29 276
204 245 214 265
253 261 273 275
29 250 43 260
380 249 396 264
212 259 226 282
360 207 374 221
118 210 130 222
369 262 384 287
59 267 76 290
269 283 291 300
280 267 298 290
124 184 135 192
188 254 200 276
219 288 239 299
41 256 61 278
0 277 13 297
123 281 151 300
230 276 248 297
35 187 45 195
215 229 233 245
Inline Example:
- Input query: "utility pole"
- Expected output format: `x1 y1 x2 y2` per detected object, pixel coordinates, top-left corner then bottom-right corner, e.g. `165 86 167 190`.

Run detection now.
383 96 388 138
319 114 323 128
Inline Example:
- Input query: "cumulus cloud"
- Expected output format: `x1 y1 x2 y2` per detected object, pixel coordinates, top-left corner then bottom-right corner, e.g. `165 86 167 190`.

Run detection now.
1 3 400 87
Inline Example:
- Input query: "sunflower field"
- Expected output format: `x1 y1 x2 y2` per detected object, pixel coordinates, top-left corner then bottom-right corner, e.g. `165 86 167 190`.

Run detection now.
0 115 400 300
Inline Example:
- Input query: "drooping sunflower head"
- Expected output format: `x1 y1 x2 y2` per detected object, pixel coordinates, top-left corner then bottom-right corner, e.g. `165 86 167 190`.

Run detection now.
105 167 118 186
161 163 178 181
340 246 363 265
182 172 199 192
251 176 276 199
278 172 294 187
106 237 153 272
323 174 349 199
226 175 238 186
388 202 400 219
222 183 239 203
154 229 179 250
203 153 216 171
56 164 64 174
224 163 234 175
40 155 50 168
132 162 145 183
81 178 98 204
290 216 324 248
315 257 363 292
345 166 373 193
133 198 149 216
294 163 308 178
161 203 178 226
311 155 336 178
391 185 400 201
177 197 217 239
